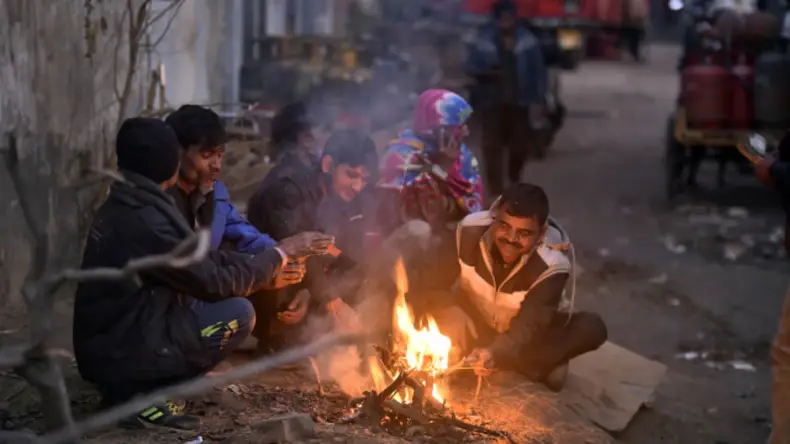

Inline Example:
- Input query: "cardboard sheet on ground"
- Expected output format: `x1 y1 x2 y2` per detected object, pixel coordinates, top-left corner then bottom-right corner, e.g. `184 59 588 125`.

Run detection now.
561 341 668 432
449 373 615 443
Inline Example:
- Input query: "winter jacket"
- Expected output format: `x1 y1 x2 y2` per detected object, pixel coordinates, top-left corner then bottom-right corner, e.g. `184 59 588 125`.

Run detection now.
167 181 276 254
465 23 548 109
73 171 284 387
377 131 484 234
246 150 334 303
455 210 573 363
247 150 324 241
211 181 276 253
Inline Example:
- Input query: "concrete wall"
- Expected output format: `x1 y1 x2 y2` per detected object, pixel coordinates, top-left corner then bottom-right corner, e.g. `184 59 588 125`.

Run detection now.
0 1 144 310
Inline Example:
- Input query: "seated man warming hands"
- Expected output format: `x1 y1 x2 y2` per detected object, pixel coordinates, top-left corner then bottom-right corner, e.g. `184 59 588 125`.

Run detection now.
434 182 607 391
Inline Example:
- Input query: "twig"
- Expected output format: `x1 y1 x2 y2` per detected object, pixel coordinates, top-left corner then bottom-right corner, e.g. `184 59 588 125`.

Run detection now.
309 357 324 396
0 230 211 370
4 333 365 444
49 229 210 284
445 416 518 444
474 375 482 404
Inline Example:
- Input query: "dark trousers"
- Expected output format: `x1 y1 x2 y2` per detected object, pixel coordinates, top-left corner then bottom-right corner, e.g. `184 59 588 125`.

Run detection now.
433 304 607 382
99 297 255 405
480 104 532 197
190 297 256 362
620 27 645 61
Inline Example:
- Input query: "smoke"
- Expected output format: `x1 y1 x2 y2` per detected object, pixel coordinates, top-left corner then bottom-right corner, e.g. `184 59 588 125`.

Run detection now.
303 220 434 397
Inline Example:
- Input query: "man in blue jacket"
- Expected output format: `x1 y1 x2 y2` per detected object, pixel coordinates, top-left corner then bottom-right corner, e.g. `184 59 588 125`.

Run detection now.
165 105 276 254
465 0 549 197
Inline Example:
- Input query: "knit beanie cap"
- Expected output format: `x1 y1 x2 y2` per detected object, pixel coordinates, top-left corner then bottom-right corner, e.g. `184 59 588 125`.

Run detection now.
116 117 181 183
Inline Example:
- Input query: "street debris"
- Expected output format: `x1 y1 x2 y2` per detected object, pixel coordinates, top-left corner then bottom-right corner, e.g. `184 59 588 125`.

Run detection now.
674 351 757 372
662 204 785 264
255 412 317 443
648 273 669 285
661 235 687 254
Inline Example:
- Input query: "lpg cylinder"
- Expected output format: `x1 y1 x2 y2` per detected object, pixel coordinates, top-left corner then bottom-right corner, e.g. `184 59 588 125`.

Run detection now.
730 52 754 129
681 59 730 130
754 50 790 129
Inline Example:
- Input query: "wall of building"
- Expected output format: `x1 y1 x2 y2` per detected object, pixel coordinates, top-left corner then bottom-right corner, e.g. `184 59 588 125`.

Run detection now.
148 0 244 107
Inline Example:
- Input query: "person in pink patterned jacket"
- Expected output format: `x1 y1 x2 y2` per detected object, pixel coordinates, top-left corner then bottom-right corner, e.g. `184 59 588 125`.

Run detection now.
377 89 485 235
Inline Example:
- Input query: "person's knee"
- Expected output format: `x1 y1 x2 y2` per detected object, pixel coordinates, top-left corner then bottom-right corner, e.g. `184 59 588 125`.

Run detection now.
224 297 256 340
575 312 608 350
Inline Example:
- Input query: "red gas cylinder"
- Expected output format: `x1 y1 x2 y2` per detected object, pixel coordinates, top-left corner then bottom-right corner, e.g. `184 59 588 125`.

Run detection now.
729 52 754 129
681 60 730 129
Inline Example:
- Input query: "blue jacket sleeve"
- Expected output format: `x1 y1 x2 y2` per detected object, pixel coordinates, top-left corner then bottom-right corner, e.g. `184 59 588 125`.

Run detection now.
464 28 493 77
224 203 277 255
518 31 548 105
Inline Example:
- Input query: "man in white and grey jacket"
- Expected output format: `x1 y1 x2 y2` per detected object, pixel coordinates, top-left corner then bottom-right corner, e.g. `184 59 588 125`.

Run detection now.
433 182 607 391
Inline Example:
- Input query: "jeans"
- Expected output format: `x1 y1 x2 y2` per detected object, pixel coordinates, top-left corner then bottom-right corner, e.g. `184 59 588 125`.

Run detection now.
190 296 256 365
771 287 790 444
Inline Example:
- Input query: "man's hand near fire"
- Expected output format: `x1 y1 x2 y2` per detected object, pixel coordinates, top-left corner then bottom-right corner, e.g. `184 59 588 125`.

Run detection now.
269 260 306 289
267 232 335 289
327 297 362 333
278 290 310 325
276 231 336 259
466 348 494 377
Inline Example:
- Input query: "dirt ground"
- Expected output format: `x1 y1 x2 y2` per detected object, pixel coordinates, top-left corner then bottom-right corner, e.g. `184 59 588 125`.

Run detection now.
0 43 785 443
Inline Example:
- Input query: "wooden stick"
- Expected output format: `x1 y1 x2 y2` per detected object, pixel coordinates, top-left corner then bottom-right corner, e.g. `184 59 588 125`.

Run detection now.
474 375 483 403
309 357 324 396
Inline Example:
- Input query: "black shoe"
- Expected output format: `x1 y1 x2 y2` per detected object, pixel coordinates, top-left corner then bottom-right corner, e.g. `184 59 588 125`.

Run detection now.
121 401 200 431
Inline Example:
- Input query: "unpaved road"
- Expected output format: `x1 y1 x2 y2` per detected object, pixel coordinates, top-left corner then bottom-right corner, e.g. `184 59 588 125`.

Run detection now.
529 43 786 443
1 44 785 444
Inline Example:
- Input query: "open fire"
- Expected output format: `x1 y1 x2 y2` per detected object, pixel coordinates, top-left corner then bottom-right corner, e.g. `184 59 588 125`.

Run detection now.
340 258 514 442
368 257 452 407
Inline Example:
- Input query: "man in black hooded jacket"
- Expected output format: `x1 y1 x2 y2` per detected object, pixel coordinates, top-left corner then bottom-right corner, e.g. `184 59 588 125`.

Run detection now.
73 117 333 430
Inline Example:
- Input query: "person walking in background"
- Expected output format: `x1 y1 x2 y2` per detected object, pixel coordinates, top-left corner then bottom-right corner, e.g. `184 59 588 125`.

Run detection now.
755 134 790 443
622 0 649 62
465 0 549 198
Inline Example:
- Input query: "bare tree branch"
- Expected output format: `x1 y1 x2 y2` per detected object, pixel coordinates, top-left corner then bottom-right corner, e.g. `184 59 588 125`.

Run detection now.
0 229 211 371
51 229 211 284
0 333 365 444
146 0 185 49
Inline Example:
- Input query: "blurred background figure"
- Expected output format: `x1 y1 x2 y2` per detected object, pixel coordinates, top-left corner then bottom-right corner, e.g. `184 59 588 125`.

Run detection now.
465 0 549 198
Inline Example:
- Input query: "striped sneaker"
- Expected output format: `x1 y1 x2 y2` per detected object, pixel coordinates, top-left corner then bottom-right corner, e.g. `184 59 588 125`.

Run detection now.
122 401 200 431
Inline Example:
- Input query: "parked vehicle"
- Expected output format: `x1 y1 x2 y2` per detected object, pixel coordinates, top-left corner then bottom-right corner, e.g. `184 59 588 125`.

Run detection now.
666 17 787 198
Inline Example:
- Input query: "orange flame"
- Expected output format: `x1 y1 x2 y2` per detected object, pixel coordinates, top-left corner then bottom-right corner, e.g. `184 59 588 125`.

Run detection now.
369 258 452 405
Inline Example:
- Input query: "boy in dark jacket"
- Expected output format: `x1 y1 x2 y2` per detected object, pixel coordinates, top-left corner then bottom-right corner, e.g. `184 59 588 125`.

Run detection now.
165 105 275 253
247 124 378 350
73 118 333 430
